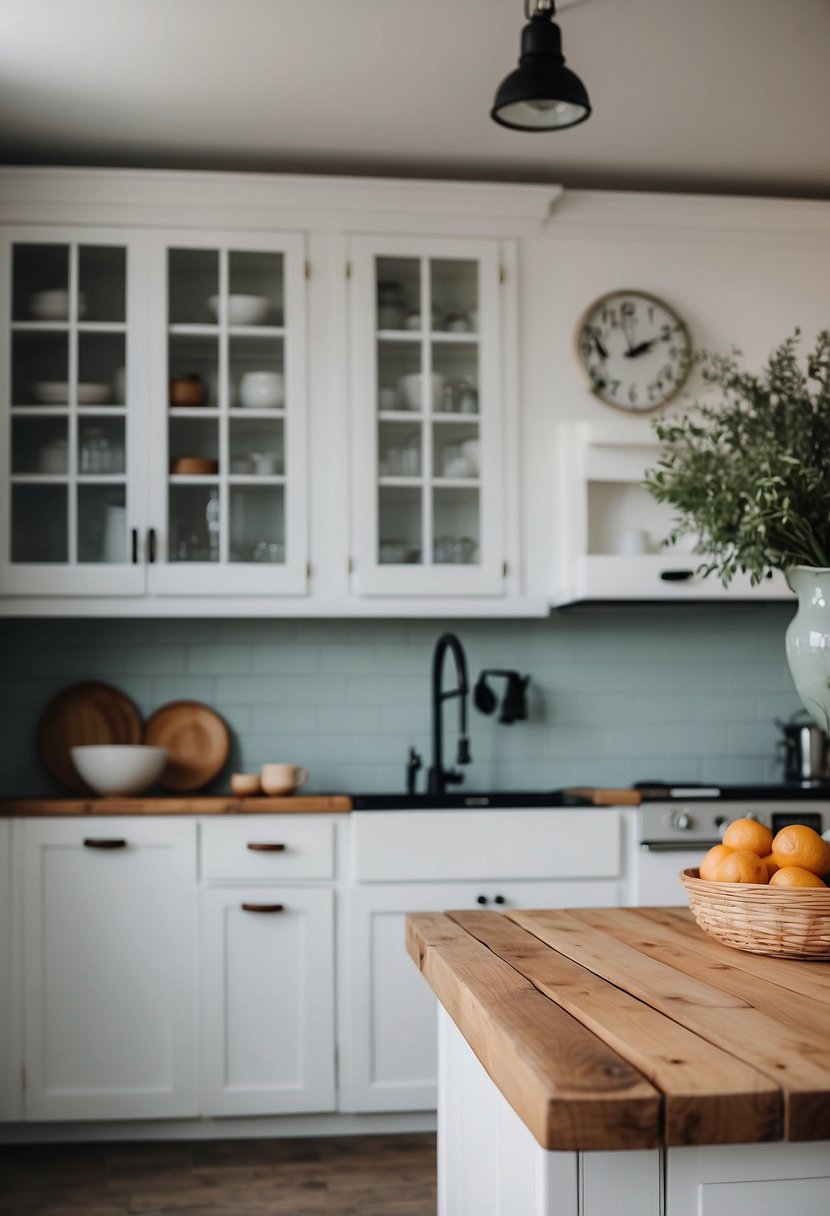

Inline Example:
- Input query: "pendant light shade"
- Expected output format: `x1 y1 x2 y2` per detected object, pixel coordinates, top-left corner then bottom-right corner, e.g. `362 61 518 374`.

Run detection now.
491 4 591 132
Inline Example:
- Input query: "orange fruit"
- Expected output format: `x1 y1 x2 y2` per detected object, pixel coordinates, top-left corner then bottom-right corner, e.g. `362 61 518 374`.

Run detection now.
762 853 779 879
721 817 773 857
700 844 733 881
771 824 830 877
769 866 828 889
712 849 769 884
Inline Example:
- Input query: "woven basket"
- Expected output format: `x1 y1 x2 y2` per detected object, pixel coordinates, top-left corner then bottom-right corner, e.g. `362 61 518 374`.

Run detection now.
680 868 830 959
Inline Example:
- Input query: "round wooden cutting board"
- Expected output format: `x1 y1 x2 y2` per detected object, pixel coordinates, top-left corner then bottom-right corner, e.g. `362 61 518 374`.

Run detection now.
37 681 143 792
143 701 230 791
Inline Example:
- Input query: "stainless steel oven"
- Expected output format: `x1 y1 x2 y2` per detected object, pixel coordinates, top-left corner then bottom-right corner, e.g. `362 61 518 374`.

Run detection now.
633 792 829 906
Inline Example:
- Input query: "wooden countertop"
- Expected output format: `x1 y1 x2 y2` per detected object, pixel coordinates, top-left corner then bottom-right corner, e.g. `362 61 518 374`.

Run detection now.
0 795 352 815
407 906 830 1153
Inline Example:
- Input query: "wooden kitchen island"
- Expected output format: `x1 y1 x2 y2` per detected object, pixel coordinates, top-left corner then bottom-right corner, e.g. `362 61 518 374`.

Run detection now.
407 907 830 1216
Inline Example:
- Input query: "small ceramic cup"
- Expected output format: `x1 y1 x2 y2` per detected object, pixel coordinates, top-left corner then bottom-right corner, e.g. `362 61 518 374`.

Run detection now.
230 772 262 796
261 763 309 795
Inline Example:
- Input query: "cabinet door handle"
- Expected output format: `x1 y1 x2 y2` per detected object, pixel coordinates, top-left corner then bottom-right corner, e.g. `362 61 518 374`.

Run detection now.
493 894 506 905
131 528 138 564
241 903 284 913
659 569 694 582
83 838 127 849
476 894 488 905
147 528 157 563
246 842 286 852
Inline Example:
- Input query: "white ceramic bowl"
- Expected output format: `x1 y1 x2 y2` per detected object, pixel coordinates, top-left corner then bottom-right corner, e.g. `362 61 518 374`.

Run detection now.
398 372 445 412
70 745 169 796
238 370 285 409
29 290 87 321
207 294 270 326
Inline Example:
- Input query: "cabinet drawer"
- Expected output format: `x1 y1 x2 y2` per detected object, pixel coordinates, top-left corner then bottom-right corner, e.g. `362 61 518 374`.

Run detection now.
352 810 621 882
200 817 334 882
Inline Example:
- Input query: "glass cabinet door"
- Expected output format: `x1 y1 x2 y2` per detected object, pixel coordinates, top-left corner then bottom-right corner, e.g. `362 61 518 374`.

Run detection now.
0 230 146 596
147 231 308 596
350 236 506 597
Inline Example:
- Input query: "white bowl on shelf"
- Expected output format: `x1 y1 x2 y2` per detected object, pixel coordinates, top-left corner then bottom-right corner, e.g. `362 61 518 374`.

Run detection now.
207 294 270 326
398 372 445 412
29 290 87 321
70 745 169 796
31 381 110 405
238 370 284 409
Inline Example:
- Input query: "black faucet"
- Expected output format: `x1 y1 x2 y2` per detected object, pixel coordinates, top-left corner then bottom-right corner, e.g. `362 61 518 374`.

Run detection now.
426 632 472 795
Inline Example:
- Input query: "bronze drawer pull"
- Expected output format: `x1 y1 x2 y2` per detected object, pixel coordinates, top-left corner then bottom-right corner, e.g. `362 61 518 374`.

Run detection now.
241 903 284 913
246 842 286 852
83 838 127 849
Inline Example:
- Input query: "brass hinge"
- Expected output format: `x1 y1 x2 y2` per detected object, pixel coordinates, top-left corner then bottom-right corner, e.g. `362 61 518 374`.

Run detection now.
306 560 313 579
347 556 354 574
499 264 507 284
502 560 509 577
305 261 311 279
345 261 352 280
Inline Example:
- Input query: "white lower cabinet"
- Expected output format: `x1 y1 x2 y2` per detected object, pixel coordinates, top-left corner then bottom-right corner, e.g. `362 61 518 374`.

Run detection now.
340 876 625 1114
0 819 16 1121
21 818 198 1121
200 885 335 1116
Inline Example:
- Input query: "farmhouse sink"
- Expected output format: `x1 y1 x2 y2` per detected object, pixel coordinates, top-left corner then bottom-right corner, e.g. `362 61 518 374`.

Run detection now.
351 790 593 810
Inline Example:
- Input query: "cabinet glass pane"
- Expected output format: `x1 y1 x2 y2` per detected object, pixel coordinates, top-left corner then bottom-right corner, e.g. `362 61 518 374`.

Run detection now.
432 341 479 415
12 332 69 405
12 417 68 474
78 485 127 563
78 332 125 406
169 416 219 470
230 485 284 563
168 249 219 325
168 335 218 407
378 486 422 564
376 257 420 331
78 416 125 474
231 336 284 410
433 420 479 480
379 420 421 477
78 245 126 324
169 485 220 562
377 341 423 413
12 244 69 322
430 259 478 334
433 487 480 565
228 251 284 326
229 417 284 475
12 485 67 562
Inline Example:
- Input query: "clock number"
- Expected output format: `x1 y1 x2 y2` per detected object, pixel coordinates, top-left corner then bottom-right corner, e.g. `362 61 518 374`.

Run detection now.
628 384 639 405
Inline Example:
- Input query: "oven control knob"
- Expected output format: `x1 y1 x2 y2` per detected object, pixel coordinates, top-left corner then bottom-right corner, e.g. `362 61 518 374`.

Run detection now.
673 811 693 831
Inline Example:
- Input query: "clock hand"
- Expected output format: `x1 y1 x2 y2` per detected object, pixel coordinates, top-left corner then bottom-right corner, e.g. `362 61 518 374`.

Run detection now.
590 328 609 359
624 338 657 358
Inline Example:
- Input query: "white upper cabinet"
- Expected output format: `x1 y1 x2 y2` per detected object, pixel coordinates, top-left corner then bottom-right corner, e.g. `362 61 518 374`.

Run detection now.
147 230 308 597
348 235 513 599
0 227 150 597
551 422 794 605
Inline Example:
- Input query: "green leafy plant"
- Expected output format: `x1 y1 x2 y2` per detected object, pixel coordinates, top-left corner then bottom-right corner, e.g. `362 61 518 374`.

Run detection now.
643 329 830 585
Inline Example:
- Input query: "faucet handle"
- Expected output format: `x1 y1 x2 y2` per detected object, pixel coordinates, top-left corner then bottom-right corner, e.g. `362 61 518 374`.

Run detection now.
456 736 472 765
406 747 423 795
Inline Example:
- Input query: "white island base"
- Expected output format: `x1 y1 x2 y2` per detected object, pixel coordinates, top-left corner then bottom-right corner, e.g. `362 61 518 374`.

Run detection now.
439 1009 830 1216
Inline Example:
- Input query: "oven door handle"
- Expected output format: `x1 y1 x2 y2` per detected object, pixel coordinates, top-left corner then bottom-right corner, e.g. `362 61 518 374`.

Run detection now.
640 840 722 852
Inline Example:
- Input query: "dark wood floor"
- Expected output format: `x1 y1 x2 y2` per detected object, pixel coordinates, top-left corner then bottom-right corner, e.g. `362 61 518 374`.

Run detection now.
0 1133 437 1216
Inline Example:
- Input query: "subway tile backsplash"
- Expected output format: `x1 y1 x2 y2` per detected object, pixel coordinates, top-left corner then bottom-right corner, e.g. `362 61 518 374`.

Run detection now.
0 606 802 797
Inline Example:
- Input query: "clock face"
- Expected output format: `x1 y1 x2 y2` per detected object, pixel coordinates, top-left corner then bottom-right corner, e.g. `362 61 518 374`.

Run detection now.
575 291 692 412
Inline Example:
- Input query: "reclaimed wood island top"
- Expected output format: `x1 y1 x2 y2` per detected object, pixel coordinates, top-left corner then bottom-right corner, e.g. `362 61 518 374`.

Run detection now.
406 906 830 1153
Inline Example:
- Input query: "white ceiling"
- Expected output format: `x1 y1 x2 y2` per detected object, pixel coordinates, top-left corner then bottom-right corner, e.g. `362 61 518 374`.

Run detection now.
1 0 829 198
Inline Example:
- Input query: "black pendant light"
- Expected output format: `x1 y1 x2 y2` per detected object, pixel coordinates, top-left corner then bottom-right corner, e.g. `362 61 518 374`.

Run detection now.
491 0 591 132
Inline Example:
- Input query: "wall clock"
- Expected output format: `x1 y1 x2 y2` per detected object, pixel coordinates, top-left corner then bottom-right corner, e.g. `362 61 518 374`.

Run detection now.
575 289 692 413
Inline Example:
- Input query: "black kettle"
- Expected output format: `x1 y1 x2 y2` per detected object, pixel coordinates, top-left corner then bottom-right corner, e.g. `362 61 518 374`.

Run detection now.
775 711 830 785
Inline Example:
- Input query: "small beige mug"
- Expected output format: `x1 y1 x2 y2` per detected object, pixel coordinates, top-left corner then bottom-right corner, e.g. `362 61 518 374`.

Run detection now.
261 763 309 795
